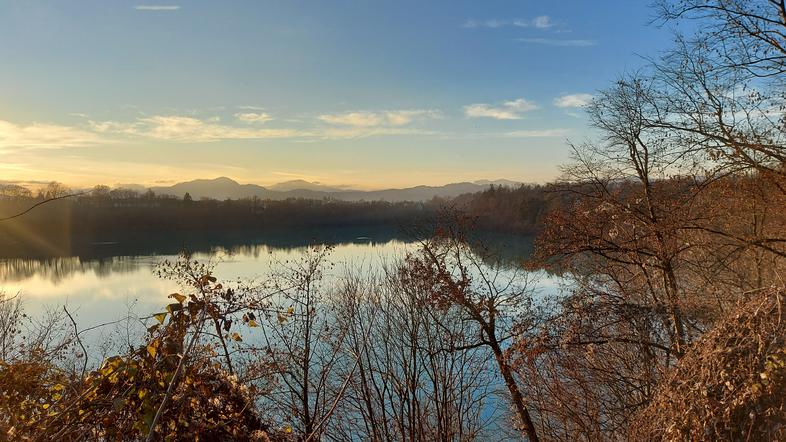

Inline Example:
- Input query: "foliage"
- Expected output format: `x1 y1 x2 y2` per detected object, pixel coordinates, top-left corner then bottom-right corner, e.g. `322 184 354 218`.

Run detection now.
401 214 542 441
0 269 285 441
630 287 786 441
452 183 571 234
511 1 786 438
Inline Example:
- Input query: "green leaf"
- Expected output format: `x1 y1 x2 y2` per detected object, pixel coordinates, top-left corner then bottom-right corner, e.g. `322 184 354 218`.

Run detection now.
153 312 167 324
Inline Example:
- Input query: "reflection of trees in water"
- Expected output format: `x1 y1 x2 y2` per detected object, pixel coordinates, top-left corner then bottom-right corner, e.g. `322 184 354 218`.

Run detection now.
466 232 535 269
0 256 145 284
210 239 411 260
0 240 410 283
0 226 405 282
0 229 536 283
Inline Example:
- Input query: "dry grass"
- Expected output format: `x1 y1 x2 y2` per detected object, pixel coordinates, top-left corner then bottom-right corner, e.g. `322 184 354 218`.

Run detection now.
630 287 786 441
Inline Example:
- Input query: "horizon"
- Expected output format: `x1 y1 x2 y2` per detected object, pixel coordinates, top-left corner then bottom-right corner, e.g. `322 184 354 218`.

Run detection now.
0 0 673 188
1 174 530 193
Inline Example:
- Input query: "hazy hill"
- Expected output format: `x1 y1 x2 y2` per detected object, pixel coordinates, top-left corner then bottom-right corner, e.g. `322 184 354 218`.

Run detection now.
150 177 272 200
147 177 522 202
336 182 498 202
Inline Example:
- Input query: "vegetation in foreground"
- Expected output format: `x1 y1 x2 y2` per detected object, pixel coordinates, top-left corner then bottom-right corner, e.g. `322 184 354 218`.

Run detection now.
2 0 786 440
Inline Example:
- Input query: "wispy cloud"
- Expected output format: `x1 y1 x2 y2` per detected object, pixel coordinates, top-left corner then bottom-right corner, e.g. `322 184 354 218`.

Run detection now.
235 112 273 123
531 15 553 29
134 5 180 11
318 110 441 127
464 15 554 29
463 98 538 120
554 93 594 108
514 16 553 29
236 105 266 111
89 110 442 142
0 106 442 157
1 102 566 150
385 110 442 125
91 116 306 142
0 120 103 151
517 38 596 47
319 112 384 127
316 109 441 139
320 127 438 140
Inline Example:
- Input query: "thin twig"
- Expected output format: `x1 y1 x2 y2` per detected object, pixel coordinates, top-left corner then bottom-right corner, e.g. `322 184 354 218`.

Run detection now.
63 306 88 380
303 310 376 442
0 191 88 222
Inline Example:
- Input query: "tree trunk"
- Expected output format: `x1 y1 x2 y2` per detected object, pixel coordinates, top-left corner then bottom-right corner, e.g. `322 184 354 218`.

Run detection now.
488 339 539 442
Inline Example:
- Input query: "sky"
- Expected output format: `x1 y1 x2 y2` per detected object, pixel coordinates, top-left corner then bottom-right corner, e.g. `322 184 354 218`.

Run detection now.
0 1 676 190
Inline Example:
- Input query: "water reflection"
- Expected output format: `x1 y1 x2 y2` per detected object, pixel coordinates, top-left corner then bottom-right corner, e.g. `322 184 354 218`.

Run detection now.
0 227 536 335
0 256 144 284
0 227 535 283
0 226 544 367
0 225 404 260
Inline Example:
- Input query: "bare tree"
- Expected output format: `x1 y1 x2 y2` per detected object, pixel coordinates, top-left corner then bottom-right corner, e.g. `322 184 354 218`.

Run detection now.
256 245 349 440
652 0 786 187
401 216 541 441
330 262 496 441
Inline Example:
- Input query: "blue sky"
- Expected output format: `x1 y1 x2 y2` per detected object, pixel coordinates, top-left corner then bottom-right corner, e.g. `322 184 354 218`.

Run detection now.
0 1 675 189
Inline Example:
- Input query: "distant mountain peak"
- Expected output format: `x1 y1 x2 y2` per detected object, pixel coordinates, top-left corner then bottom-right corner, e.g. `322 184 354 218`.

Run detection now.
149 177 528 202
208 176 238 184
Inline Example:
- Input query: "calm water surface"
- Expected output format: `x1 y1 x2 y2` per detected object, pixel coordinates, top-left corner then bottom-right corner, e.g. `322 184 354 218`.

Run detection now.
0 226 554 341
1 227 556 439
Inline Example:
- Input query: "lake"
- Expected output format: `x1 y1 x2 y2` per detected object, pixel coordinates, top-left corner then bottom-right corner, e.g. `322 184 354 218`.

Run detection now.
0 225 555 440
0 226 549 344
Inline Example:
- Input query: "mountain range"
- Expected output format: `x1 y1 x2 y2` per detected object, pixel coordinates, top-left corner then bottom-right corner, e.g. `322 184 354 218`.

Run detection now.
144 177 522 202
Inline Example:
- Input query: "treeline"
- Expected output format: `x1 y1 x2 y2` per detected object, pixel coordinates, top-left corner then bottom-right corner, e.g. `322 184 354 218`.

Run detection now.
0 188 438 256
0 186 437 233
0 180 568 259
0 180 571 241
453 183 573 234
